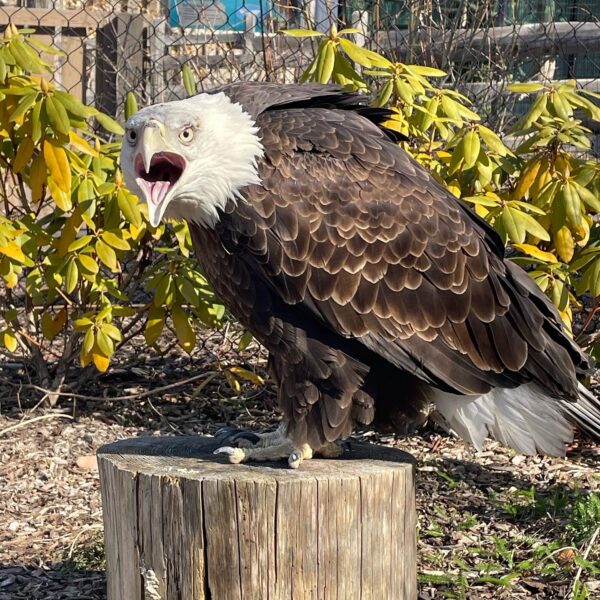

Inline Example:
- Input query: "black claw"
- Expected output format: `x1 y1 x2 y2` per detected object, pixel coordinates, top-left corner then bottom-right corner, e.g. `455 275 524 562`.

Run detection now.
233 431 261 444
215 426 241 438
214 427 261 445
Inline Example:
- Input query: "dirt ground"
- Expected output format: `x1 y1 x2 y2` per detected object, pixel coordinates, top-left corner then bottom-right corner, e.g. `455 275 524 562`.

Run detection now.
0 334 599 599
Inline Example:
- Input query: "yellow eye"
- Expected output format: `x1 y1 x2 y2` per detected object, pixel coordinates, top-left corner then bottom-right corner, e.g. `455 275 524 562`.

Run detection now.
126 128 137 144
179 127 194 143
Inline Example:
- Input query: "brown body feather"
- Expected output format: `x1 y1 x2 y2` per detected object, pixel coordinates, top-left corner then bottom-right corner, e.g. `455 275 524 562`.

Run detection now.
188 83 592 449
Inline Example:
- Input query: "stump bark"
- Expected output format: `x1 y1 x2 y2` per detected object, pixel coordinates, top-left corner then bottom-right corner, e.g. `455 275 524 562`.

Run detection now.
98 435 417 600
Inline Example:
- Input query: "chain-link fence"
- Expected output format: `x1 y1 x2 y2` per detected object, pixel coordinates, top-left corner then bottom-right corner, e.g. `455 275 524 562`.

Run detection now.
2 0 599 134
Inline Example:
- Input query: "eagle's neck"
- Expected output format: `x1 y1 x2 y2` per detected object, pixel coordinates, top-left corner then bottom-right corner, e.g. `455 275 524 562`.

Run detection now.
164 92 265 228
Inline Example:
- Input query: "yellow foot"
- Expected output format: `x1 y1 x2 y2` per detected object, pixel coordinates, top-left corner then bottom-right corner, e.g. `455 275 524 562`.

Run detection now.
214 441 313 469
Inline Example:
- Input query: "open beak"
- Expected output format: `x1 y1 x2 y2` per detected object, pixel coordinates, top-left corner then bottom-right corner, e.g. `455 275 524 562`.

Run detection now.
134 125 186 227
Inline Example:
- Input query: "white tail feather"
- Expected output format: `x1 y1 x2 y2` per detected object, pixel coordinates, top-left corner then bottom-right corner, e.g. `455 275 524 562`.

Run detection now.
432 383 574 456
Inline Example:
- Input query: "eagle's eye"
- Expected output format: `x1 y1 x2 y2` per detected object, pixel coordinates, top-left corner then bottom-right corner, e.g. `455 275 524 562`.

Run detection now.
125 129 137 145
179 126 194 144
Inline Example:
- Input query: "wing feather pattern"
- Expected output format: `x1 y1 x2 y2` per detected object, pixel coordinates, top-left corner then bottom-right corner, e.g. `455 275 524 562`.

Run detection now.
223 106 588 395
190 84 592 447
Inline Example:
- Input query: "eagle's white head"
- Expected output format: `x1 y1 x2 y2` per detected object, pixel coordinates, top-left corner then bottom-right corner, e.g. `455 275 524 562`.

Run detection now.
120 92 263 228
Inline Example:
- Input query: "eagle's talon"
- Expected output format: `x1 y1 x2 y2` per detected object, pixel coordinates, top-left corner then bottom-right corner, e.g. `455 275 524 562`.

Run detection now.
214 446 246 464
214 427 264 447
214 426 241 438
288 451 302 469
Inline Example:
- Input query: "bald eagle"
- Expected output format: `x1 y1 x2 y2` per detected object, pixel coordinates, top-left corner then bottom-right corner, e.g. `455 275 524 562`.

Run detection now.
121 83 599 468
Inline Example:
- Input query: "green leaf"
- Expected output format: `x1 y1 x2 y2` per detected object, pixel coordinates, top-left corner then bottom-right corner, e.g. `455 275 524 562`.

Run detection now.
144 306 165 345
440 94 462 121
374 79 393 107
177 276 200 306
77 253 99 274
281 28 324 37
95 328 114 356
478 125 511 156
572 180 600 212
124 91 138 119
101 230 130 251
95 239 118 270
31 97 44 143
95 112 124 135
407 65 446 77
68 235 93 252
559 182 582 229
45 95 71 136
53 90 97 119
238 330 253 350
462 130 481 170
102 322 123 342
82 327 95 355
65 259 78 293
315 40 336 83
501 207 526 243
117 188 142 227
12 137 34 173
9 38 47 72
338 38 392 68
518 212 551 241
511 94 548 133
182 64 196 97
507 82 545 93
9 92 37 121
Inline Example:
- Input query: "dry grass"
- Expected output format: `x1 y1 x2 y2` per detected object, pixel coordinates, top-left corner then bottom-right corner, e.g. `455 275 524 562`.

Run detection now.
0 331 599 599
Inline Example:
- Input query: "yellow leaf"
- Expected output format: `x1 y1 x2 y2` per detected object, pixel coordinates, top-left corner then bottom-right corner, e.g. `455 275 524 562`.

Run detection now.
145 306 165 345
47 177 72 212
56 208 83 256
29 153 46 202
513 160 541 200
4 331 17 352
513 243 557 263
43 139 71 193
554 226 575 263
92 352 109 372
224 369 241 394
0 241 26 263
69 131 98 156
4 271 18 287
172 306 195 353
13 137 34 173
228 366 264 385
559 306 572 333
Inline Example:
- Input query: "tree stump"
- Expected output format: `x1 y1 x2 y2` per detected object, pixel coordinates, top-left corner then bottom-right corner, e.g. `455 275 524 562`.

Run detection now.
98 435 417 600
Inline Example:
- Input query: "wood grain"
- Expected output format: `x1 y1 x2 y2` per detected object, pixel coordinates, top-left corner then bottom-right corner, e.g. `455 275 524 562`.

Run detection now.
98 436 417 600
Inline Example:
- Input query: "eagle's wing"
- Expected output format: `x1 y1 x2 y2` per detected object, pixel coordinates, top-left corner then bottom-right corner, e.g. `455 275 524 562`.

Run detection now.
216 105 588 401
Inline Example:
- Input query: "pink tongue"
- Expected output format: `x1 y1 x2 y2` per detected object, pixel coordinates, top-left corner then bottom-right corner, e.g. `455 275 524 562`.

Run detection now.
138 179 171 206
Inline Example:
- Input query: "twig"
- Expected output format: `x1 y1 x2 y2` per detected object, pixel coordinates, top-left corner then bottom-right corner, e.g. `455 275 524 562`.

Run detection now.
2 371 220 403
0 412 73 437
569 526 600 600
575 303 600 340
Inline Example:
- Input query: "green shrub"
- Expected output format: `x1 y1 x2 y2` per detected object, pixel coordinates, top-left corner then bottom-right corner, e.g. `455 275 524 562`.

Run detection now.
284 27 600 345
0 26 224 400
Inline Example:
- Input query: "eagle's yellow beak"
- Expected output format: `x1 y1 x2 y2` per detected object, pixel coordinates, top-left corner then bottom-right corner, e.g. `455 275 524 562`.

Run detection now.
138 121 165 174
133 121 186 228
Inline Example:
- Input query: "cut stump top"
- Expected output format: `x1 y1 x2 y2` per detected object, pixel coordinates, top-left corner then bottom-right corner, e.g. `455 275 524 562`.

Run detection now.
97 435 416 481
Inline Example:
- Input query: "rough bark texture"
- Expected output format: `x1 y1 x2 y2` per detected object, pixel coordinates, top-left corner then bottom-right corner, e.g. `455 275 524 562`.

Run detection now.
98 436 417 600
